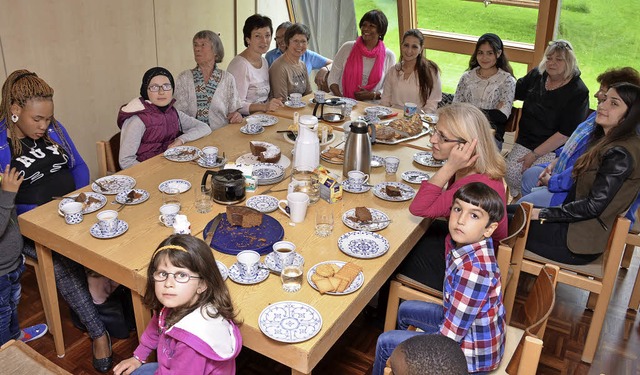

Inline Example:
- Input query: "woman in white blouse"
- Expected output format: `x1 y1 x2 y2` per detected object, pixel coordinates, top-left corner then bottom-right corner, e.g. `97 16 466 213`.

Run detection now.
453 33 516 149
380 29 441 113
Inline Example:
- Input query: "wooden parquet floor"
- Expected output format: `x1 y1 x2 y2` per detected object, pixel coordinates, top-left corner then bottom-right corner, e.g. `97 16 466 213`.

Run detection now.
16 254 640 374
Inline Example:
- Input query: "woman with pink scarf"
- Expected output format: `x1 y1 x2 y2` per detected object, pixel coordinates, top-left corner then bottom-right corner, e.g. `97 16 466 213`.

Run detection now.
328 9 396 102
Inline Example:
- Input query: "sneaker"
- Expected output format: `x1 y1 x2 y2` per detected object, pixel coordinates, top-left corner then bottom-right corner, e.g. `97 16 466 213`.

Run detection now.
19 323 48 343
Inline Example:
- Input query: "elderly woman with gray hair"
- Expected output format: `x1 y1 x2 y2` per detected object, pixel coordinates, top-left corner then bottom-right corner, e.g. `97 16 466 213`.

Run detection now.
174 30 242 131
505 40 589 197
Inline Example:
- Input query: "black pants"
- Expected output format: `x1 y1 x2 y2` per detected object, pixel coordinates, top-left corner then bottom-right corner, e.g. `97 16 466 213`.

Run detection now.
526 221 600 265
396 220 448 291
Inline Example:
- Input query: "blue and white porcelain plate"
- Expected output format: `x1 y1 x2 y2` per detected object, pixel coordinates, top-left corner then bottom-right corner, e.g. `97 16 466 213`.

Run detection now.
246 114 279 127
371 155 385 168
163 146 201 162
196 156 226 168
59 192 107 214
89 220 129 239
115 189 150 205
246 195 279 213
158 179 192 193
340 97 358 107
228 263 269 285
252 163 285 185
92 175 136 195
413 151 445 168
240 125 265 135
341 180 370 194
259 301 322 343
338 231 390 259
236 153 292 169
264 251 305 273
307 261 365 295
365 106 393 117
401 170 431 184
216 260 228 281
372 182 415 202
284 101 306 109
341 208 390 232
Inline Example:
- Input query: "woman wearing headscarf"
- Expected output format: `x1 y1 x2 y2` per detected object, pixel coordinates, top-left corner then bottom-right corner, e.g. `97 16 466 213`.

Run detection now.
117 67 211 169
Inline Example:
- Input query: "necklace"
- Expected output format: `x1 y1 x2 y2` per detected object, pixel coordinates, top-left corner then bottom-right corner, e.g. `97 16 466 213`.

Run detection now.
19 137 37 151
545 76 568 91
476 68 497 79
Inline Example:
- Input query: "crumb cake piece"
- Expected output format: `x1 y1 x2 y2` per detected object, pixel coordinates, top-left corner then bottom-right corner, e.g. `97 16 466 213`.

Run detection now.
226 206 263 228
385 185 402 197
249 141 281 163
354 207 373 222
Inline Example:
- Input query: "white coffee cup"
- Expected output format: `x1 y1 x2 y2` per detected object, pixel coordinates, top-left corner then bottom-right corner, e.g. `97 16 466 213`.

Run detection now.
97 210 119 234
278 192 309 223
272 241 296 269
245 119 264 134
347 170 369 189
289 93 302 105
384 156 400 174
314 90 326 104
61 202 84 225
201 146 218 164
158 203 180 227
237 250 260 278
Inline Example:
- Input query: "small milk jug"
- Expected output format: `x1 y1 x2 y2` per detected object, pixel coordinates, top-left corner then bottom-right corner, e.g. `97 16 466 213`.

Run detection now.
343 120 376 177
293 115 320 170
173 214 191 235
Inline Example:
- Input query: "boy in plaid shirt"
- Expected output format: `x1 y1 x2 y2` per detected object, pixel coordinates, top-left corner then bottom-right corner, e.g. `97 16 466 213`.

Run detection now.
373 182 506 374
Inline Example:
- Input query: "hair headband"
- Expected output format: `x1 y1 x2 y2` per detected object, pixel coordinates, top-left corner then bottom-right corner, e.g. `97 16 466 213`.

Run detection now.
14 72 37 83
478 33 503 51
153 245 188 257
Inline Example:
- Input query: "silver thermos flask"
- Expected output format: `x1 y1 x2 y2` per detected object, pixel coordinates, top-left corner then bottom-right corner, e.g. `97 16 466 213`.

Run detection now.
343 120 376 177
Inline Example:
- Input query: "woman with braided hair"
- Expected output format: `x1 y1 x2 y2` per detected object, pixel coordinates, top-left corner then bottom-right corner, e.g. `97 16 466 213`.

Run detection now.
0 69 114 372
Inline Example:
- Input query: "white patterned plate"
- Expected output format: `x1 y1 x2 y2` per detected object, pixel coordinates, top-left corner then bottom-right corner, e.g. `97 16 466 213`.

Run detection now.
59 192 107 214
252 163 285 184
413 151 445 168
158 179 192 193
371 155 384 168
228 263 269 285
420 113 438 124
236 153 291 169
307 261 364 295
340 97 357 107
92 176 136 195
216 260 228 281
163 146 201 162
341 180 370 194
401 170 431 184
196 156 227 168
284 101 306 109
246 114 278 127
338 231 390 259
259 301 322 343
246 195 279 213
341 208 390 232
115 189 150 205
90 220 129 239
240 125 265 135
264 252 305 273
373 182 415 202
365 106 393 117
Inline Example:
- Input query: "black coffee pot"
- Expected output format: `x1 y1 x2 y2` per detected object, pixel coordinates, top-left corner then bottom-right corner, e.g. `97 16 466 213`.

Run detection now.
201 169 246 205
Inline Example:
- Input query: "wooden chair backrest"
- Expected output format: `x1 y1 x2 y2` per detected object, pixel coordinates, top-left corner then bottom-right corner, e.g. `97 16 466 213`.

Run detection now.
96 132 121 177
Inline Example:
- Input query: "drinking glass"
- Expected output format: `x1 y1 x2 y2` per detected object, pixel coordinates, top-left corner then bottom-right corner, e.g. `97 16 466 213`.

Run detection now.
315 206 334 237
281 264 303 292
194 185 213 213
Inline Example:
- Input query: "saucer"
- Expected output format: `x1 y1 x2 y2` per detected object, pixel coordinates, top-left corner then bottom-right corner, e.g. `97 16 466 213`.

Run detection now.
284 101 306 109
216 260 229 281
371 155 385 168
259 301 322 343
228 263 269 285
372 182 415 202
115 189 149 205
196 156 227 168
413 151 445 168
158 179 192 193
246 114 278 127
246 195 279 213
240 125 265 135
164 146 201 162
90 220 129 239
338 231 390 259
401 170 431 184
341 180 370 194
264 252 305 273
59 192 107 214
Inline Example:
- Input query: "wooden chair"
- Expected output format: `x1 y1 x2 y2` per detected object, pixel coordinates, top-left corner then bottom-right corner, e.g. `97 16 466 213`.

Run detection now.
0 339 71 374
95 132 121 178
507 215 630 363
384 203 532 332
622 212 640 310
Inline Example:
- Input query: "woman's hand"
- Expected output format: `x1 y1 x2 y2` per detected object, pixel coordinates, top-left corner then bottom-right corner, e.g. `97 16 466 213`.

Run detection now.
113 357 142 375
1 165 23 193
315 67 330 92
166 138 184 149
265 98 284 112
518 152 539 172
227 111 243 123
446 139 479 172
329 84 342 97
531 208 541 220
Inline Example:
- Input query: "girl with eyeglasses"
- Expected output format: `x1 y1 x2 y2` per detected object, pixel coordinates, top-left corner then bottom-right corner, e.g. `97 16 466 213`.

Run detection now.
113 235 241 375
117 67 211 169
269 23 313 101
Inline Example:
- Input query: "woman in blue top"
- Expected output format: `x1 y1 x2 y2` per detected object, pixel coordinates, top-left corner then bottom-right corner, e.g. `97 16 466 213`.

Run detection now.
0 70 113 372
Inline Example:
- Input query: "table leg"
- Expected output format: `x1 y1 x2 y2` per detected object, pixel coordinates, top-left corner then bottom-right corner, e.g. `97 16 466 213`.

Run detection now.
131 291 151 341
35 243 65 358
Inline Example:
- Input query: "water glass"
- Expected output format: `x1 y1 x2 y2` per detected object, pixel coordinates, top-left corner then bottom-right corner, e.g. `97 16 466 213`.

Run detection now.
194 185 213 213
315 206 334 237
281 264 303 292
163 188 181 207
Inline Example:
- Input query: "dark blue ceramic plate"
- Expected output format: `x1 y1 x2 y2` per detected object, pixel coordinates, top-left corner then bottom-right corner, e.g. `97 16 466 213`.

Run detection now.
203 213 284 255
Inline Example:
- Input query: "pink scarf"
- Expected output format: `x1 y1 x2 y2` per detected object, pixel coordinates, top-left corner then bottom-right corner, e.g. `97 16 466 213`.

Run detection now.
341 37 387 99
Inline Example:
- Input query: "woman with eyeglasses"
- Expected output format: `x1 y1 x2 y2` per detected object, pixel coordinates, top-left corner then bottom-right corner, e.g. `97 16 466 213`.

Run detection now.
527 83 640 264
505 40 589 198
380 29 442 113
269 23 313 101
396 103 508 291
117 67 211 169
173 30 243 130
453 33 516 149
327 9 396 101
227 14 284 115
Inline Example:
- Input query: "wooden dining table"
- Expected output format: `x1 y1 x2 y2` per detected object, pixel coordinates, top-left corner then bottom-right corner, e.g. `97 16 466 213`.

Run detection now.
18 113 440 374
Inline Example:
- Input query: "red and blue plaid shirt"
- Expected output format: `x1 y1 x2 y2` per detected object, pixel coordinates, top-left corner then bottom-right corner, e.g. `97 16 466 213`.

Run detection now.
440 237 505 372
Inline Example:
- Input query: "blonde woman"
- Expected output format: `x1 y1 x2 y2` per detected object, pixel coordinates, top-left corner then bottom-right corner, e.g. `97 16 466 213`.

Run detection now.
399 103 508 290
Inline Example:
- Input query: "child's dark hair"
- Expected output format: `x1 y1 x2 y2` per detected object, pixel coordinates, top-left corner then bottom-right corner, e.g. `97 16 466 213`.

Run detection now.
453 182 504 225
143 234 239 327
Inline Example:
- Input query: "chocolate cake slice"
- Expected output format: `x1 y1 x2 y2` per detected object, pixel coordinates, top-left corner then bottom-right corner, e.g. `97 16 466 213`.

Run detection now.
226 206 263 228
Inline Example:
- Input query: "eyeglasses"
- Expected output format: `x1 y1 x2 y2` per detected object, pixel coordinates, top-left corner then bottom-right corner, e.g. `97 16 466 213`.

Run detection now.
549 40 572 50
432 129 467 144
289 39 308 46
148 83 173 92
152 271 200 283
